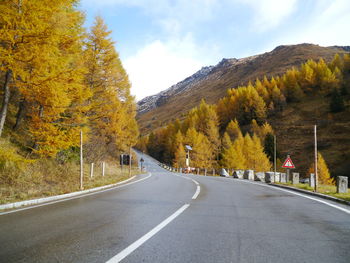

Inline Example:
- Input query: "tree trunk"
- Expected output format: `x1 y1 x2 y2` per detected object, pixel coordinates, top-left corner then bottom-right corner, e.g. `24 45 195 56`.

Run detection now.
13 98 27 130
0 70 12 137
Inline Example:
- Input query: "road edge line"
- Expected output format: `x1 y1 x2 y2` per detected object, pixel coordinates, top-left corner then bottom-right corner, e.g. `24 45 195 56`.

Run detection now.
192 186 201 200
235 179 350 215
268 183 350 206
174 174 201 200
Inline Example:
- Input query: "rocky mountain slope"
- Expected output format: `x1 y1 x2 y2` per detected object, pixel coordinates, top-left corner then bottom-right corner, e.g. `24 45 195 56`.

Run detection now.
138 66 214 114
137 44 349 133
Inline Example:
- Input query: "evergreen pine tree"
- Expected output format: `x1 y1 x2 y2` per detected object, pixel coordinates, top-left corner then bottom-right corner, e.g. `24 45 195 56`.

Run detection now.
330 88 345 113
264 133 275 162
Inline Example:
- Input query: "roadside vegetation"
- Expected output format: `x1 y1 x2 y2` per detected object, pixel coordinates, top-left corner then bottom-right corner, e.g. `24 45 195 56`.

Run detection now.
0 156 140 204
0 1 139 204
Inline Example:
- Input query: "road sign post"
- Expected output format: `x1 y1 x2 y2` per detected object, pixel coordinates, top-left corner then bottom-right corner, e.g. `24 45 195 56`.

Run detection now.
314 125 318 192
140 158 144 171
282 155 295 182
185 145 192 172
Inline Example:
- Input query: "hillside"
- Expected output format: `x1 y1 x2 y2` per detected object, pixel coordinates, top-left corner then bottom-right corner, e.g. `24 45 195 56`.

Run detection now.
137 44 348 133
266 95 350 178
136 43 350 179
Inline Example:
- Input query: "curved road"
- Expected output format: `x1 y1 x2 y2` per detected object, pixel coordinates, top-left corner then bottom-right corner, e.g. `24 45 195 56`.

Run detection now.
1 152 350 262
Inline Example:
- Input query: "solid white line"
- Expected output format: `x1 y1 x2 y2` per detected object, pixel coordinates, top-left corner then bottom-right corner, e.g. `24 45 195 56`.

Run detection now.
174 175 201 199
106 203 190 263
191 179 199 185
116 176 136 185
236 179 350 215
192 186 201 200
0 174 152 216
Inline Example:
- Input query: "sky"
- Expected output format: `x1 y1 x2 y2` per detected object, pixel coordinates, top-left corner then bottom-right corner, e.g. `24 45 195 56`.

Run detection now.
79 0 350 101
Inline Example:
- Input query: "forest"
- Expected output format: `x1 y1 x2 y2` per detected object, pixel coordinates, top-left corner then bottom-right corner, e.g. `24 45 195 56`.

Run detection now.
137 53 350 184
0 0 138 200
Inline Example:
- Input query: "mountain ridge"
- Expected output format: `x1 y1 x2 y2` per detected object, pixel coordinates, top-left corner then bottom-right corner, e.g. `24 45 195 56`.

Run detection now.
137 43 349 133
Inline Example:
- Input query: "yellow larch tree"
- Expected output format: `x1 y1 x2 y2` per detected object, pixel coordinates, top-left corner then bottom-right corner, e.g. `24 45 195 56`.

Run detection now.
84 16 138 160
221 133 246 169
184 127 212 168
242 133 271 171
173 131 186 168
221 132 232 150
0 0 89 156
225 119 242 142
309 152 333 185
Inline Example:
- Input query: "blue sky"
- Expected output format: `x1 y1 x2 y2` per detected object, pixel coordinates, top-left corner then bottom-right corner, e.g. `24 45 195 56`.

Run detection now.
79 0 350 101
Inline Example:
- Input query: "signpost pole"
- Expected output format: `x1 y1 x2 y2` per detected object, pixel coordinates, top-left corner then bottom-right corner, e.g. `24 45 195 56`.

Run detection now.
140 158 144 172
314 125 318 192
185 145 192 173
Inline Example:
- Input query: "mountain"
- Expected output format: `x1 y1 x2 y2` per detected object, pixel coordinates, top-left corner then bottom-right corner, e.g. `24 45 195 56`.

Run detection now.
138 65 214 114
137 44 349 133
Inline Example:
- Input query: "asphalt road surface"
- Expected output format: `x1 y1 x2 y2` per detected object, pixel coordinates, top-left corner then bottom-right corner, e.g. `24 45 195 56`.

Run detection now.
1 152 350 263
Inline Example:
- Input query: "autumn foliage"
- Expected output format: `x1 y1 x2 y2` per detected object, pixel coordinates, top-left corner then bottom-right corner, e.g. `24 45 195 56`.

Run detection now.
0 1 138 160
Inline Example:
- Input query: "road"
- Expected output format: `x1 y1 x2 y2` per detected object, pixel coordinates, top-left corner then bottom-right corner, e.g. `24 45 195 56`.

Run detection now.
1 152 350 263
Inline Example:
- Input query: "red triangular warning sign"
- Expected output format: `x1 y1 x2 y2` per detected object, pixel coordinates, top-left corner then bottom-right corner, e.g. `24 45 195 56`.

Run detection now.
282 156 295 169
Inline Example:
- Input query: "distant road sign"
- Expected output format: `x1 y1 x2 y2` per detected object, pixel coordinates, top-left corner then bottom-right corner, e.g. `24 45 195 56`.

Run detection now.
282 155 295 169
185 145 192 151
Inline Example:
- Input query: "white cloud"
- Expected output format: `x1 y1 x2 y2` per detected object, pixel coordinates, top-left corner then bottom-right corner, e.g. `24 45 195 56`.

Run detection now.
238 0 298 31
266 0 350 49
81 0 222 101
124 36 210 101
82 0 219 34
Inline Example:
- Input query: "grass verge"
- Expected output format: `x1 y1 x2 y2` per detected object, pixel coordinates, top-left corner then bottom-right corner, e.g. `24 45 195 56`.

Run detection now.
0 160 141 205
275 182 350 202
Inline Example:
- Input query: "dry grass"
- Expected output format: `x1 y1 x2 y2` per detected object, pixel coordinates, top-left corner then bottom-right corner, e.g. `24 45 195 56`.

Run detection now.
0 160 141 205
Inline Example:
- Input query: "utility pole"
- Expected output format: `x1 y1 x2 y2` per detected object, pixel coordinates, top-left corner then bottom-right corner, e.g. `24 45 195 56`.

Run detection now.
274 135 277 182
314 125 318 192
80 130 83 190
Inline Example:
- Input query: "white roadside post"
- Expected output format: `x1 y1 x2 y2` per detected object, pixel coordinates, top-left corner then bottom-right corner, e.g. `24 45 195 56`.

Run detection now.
90 163 94 178
185 145 192 173
274 135 277 182
80 130 83 190
102 162 105 177
129 146 132 177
